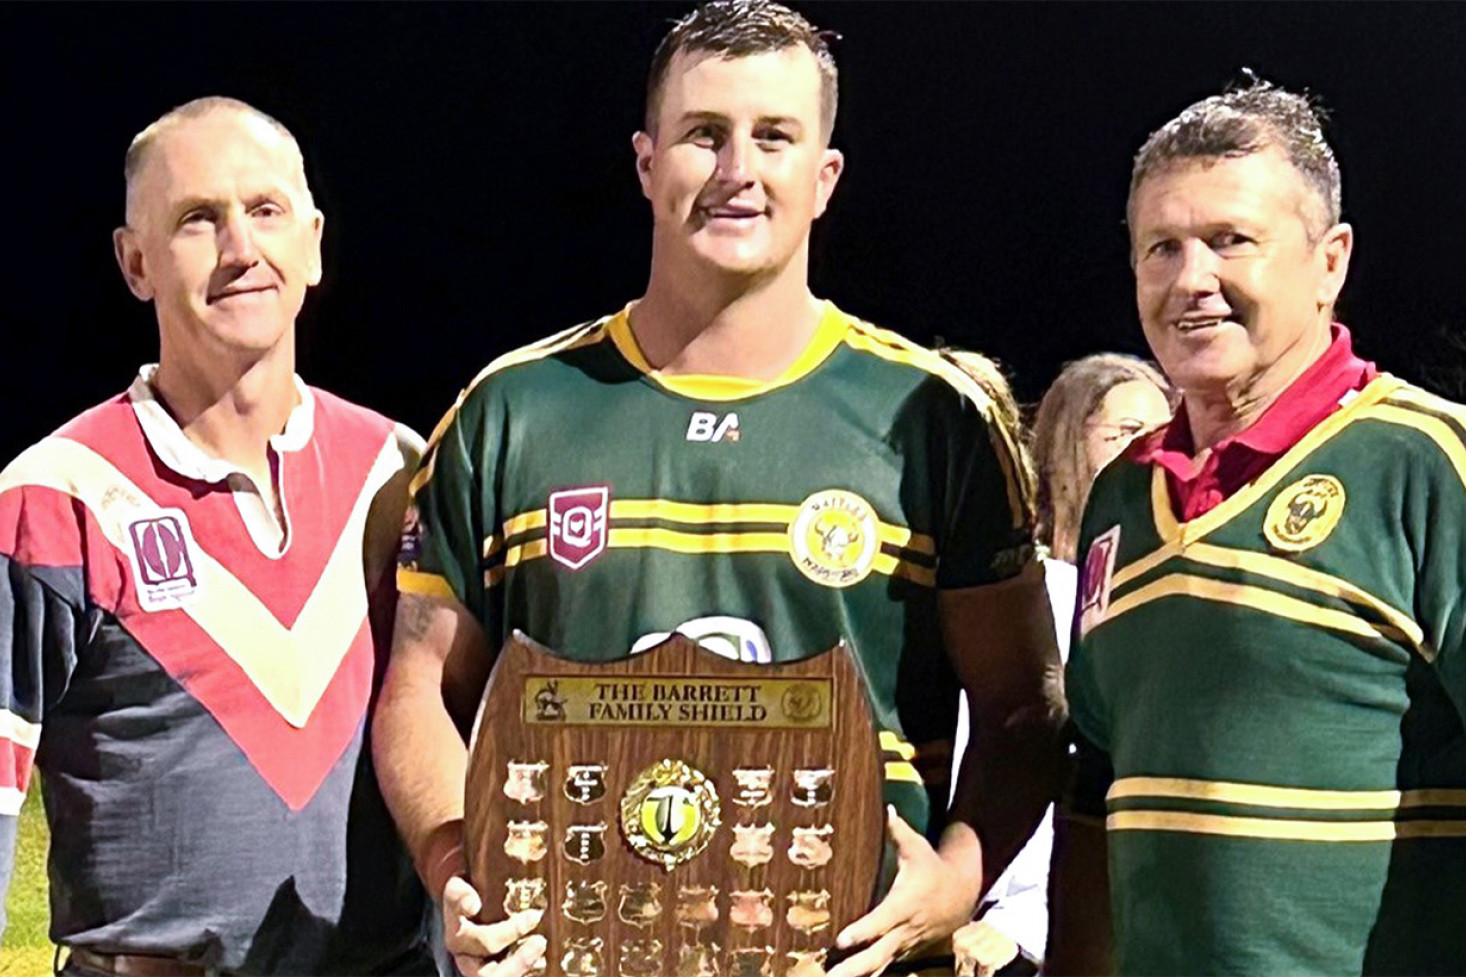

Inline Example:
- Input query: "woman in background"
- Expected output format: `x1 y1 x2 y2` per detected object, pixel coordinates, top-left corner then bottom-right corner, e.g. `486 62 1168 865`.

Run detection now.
947 351 1173 976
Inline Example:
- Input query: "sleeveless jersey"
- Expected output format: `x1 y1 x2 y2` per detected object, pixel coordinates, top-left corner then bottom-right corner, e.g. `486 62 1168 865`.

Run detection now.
1068 375 1466 974
401 302 1034 833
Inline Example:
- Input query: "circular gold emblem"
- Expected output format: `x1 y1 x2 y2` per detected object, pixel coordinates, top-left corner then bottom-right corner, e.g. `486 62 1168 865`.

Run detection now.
620 759 721 870
1264 474 1346 552
780 683 823 724
789 489 880 588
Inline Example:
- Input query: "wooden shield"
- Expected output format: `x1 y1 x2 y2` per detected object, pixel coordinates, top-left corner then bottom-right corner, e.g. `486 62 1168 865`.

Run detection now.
465 632 884 976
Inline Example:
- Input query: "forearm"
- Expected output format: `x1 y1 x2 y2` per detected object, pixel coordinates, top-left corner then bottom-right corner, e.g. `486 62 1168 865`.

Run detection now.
1045 811 1113 976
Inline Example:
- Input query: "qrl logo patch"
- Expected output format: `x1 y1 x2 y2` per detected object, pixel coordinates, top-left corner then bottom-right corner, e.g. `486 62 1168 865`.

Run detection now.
126 510 201 611
548 486 609 570
1078 525 1120 637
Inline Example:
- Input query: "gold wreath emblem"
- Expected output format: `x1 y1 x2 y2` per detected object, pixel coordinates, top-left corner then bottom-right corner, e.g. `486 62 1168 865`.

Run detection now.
620 759 722 871
1264 474 1346 552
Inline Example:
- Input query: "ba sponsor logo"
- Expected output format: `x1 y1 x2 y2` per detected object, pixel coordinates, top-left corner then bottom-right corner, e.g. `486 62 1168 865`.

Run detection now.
686 411 741 443
548 486 610 570
125 510 201 611
1078 525 1120 636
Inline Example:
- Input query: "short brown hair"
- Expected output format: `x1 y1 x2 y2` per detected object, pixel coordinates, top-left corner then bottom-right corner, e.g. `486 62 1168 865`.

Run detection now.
1129 75 1340 241
645 0 839 142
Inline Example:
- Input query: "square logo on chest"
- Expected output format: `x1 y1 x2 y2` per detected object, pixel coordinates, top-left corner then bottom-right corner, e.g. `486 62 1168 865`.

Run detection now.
548 486 610 570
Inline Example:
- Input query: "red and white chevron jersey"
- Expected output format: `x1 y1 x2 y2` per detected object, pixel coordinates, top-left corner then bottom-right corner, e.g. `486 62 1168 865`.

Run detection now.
0 369 432 973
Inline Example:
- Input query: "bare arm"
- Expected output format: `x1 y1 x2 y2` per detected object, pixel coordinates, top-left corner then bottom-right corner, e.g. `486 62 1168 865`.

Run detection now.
944 560 1067 892
830 561 1064 977
373 594 542 975
1045 812 1112 975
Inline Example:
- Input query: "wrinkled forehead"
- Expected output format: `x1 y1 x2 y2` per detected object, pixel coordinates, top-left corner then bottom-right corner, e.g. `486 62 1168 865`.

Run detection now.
126 109 312 223
1130 147 1321 231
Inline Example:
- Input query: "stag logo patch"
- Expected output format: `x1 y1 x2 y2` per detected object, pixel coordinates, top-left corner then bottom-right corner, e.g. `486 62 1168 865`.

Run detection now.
1265 475 1346 552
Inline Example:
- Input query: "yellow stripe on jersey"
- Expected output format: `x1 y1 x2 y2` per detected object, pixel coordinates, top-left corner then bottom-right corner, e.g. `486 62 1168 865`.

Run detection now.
884 761 923 784
411 320 613 497
1109 777 1466 811
879 730 917 759
1101 574 1416 647
1143 376 1404 547
485 498 937 587
398 568 458 601
1108 542 1430 660
1108 810 1466 842
1369 403 1466 494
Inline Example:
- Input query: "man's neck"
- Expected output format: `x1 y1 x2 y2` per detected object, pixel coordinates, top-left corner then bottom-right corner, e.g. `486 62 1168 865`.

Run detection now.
152 338 299 489
1184 323 1333 452
632 247 825 380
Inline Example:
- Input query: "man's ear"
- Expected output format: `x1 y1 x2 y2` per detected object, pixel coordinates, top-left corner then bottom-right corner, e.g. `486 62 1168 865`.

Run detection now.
1316 221 1353 310
812 148 844 219
632 130 655 201
113 226 154 301
306 208 325 286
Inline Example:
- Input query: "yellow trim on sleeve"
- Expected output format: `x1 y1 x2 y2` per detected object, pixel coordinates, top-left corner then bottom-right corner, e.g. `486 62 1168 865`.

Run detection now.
879 731 917 759
1368 403 1466 494
397 568 458 601
884 761 923 784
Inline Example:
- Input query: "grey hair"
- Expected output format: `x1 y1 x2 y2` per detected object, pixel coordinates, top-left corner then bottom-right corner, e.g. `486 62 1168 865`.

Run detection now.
1128 74 1341 241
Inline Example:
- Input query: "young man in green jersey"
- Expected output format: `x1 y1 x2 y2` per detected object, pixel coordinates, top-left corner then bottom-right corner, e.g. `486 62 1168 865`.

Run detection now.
374 3 1064 975
1048 79 1466 974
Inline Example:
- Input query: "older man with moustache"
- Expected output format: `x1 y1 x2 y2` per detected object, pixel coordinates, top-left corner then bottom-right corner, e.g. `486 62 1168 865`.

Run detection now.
0 98 431 975
1048 80 1466 974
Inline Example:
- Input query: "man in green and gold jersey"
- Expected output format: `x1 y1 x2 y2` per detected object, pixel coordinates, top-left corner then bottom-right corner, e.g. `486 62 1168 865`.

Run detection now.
373 3 1064 975
1048 79 1466 974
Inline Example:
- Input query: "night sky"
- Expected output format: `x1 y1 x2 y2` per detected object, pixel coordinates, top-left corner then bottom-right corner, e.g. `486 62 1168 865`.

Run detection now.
7 2 1465 461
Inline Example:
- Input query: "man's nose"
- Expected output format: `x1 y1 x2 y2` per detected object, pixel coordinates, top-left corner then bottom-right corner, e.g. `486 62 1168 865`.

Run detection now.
1174 240 1220 294
714 134 755 185
217 209 260 266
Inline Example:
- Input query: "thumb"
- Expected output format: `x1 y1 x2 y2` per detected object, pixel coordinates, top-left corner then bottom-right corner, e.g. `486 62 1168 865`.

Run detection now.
444 875 483 920
886 804 922 850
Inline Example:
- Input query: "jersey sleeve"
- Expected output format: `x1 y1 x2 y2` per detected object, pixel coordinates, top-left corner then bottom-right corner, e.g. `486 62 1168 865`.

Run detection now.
0 474 90 934
934 387 1037 590
398 385 498 628
1411 409 1466 722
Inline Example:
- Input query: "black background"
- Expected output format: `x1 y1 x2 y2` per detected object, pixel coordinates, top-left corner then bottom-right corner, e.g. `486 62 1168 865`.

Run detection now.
6 2 1465 459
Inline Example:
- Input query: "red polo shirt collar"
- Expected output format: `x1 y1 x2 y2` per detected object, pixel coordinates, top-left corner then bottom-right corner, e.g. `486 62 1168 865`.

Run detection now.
1139 324 1377 521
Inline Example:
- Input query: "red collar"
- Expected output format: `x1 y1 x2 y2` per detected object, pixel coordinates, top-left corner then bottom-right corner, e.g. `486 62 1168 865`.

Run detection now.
1137 324 1377 520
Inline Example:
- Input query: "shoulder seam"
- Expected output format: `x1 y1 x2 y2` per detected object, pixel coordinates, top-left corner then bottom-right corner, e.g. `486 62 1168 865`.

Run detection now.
842 319 995 416
461 318 611 401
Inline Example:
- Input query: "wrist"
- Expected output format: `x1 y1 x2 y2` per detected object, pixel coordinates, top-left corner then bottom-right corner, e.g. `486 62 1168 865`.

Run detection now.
418 820 468 899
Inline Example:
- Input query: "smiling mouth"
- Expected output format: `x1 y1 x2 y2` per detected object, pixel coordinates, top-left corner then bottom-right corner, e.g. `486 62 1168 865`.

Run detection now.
1175 316 1239 333
208 286 275 304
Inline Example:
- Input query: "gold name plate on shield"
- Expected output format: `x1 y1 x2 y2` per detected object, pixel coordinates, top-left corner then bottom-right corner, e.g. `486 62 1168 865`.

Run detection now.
523 675 833 728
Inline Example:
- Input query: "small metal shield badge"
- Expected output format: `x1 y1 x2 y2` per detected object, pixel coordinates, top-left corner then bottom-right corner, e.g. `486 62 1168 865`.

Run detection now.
565 764 608 804
564 821 607 865
730 947 773 977
791 768 834 807
675 885 720 929
785 889 832 933
617 882 663 928
562 880 608 925
503 761 549 805
561 937 604 977
788 824 834 869
731 767 775 807
618 939 664 977
786 950 828 977
548 486 610 570
729 889 774 931
503 877 548 915
503 819 548 864
676 943 721 977
729 823 775 867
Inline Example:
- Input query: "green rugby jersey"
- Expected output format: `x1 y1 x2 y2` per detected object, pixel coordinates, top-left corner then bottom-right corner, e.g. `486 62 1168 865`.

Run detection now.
1067 375 1466 974
401 302 1034 835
